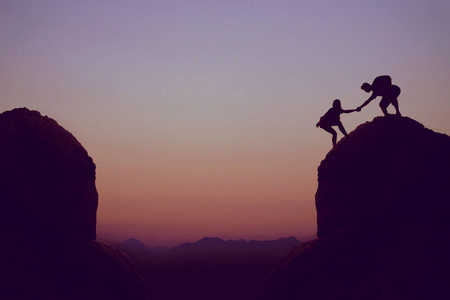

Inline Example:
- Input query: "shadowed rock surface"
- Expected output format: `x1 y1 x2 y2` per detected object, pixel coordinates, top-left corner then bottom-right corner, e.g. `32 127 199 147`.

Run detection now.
0 108 97 238
0 108 150 300
316 116 450 237
260 116 450 300
117 238 157 265
3 228 150 300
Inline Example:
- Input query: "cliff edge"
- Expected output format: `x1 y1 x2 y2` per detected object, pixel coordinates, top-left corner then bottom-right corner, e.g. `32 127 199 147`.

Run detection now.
261 116 450 300
0 108 150 300
316 116 450 237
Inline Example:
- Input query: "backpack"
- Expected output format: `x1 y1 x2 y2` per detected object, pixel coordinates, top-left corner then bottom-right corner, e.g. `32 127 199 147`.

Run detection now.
372 75 392 90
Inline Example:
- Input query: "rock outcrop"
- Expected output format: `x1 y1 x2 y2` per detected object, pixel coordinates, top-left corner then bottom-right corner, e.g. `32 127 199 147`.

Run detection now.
316 116 450 237
0 108 97 239
260 116 450 300
0 108 150 300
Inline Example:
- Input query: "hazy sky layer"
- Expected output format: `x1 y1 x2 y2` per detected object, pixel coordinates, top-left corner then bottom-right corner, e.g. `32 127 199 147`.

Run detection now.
1 1 450 246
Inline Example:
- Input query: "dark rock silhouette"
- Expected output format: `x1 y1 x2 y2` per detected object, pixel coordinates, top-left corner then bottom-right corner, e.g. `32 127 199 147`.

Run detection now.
0 108 97 238
0 108 150 300
3 228 150 300
317 116 450 237
260 116 450 300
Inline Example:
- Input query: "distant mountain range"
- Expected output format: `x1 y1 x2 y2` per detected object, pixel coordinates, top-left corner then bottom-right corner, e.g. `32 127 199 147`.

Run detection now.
117 237 301 264
116 238 158 264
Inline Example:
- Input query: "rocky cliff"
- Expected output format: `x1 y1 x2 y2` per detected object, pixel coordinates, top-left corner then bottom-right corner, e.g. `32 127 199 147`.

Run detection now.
260 116 450 300
0 108 150 300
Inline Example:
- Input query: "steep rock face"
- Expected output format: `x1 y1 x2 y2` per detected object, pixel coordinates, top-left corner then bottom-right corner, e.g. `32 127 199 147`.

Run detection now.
0 108 98 239
260 116 450 300
316 116 450 237
261 224 450 300
0 108 150 300
3 228 150 300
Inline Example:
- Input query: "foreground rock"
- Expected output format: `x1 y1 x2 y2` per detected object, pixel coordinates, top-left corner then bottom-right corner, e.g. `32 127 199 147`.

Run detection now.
0 108 150 300
0 108 97 238
3 228 150 300
316 116 450 237
261 116 450 300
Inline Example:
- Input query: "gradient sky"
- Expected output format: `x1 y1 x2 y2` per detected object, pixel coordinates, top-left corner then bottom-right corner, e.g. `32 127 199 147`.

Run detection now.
1 1 450 246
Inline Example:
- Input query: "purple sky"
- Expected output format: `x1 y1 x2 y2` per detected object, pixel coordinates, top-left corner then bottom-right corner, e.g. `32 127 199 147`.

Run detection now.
1 0 450 246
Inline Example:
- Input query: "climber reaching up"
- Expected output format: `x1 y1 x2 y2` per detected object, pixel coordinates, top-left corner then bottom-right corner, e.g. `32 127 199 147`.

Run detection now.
316 99 358 147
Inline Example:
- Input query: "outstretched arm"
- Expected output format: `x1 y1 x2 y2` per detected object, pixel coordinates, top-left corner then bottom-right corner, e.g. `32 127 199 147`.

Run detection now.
316 116 323 128
342 108 358 113
358 94 376 110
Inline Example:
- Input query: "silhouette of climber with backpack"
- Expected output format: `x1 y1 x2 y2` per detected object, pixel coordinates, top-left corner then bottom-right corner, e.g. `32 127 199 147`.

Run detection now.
316 99 358 147
358 75 401 116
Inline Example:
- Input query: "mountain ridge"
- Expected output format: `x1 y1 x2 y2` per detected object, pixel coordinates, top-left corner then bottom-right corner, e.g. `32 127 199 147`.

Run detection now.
117 236 301 263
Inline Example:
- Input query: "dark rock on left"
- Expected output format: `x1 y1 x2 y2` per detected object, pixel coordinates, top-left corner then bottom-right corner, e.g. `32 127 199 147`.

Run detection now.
0 108 150 300
0 108 97 238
